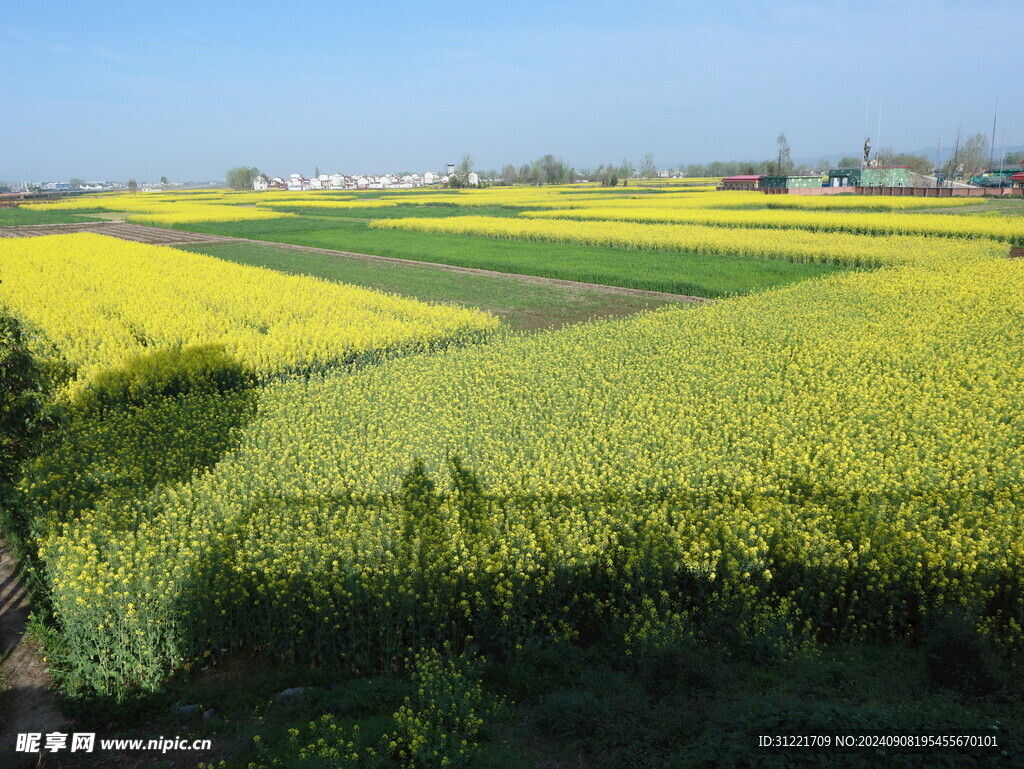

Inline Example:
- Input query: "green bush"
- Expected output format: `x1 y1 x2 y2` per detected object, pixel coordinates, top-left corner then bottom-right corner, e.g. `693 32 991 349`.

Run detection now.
0 313 55 559
72 343 252 416
388 649 501 768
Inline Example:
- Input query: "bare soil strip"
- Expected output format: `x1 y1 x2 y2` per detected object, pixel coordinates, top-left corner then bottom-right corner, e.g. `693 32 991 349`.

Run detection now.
0 221 711 305
0 541 68 754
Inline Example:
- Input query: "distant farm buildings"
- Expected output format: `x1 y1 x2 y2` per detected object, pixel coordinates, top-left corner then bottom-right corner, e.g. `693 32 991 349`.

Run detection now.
722 167 923 193
761 174 823 191
719 165 1021 197
719 175 761 191
828 167 917 187
252 168 455 192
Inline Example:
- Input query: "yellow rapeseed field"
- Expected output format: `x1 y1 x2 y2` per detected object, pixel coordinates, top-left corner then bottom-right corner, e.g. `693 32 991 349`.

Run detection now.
24 194 297 225
369 214 1006 267
32 248 1024 693
521 205 1024 243
0 233 498 393
9 184 1023 697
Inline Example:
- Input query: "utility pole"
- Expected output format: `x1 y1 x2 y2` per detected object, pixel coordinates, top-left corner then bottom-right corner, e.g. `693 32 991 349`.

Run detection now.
952 126 962 180
876 97 883 158
862 92 870 171
989 100 998 171
936 136 942 183
999 130 1007 174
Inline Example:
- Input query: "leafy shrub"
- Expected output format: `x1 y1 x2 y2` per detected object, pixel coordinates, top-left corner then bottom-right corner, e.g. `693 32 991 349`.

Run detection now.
0 313 56 561
925 609 1000 695
71 343 252 416
387 649 501 769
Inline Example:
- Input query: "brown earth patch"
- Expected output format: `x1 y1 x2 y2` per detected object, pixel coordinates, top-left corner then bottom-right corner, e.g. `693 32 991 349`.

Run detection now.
0 541 68 765
0 221 233 246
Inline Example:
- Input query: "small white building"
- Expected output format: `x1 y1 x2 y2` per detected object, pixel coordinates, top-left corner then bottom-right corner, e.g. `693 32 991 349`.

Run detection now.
329 173 345 189
423 171 437 185
468 172 479 187
253 175 269 191
309 177 324 189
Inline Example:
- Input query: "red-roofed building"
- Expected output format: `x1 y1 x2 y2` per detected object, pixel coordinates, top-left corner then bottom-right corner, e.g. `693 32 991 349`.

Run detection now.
718 175 761 191
1012 172 1024 189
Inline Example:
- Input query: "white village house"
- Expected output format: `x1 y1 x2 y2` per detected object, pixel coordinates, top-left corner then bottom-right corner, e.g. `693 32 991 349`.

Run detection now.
253 167 448 191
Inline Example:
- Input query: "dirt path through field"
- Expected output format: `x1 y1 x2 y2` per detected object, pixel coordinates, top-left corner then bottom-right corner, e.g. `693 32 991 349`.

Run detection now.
0 541 68 759
221 237 713 304
0 220 233 245
0 220 711 305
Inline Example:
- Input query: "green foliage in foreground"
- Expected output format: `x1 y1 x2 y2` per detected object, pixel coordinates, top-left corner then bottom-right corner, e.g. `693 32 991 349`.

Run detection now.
66 634 1023 769
179 635 1022 769
221 649 503 769
71 343 253 417
0 315 48 495
24 389 258 535
0 313 58 567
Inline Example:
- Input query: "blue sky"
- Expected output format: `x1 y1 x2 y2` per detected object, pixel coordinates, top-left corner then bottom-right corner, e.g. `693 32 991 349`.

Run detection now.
2 0 1020 181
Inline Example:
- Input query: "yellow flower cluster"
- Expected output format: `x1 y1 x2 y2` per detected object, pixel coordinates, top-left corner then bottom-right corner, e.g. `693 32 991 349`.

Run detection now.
24 194 297 225
25 186 986 228
760 193 984 210
36 249 1024 692
521 205 1024 243
369 214 1006 267
0 233 498 393
125 205 295 225
364 186 982 211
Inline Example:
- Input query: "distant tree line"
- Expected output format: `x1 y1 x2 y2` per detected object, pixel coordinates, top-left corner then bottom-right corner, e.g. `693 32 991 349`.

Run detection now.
836 134 1024 179
496 155 576 186
244 133 1024 194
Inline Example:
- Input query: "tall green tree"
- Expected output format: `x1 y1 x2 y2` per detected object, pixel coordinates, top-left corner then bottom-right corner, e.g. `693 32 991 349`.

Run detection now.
957 133 990 176
640 152 657 178
874 149 932 175
226 166 262 191
776 132 794 175
457 154 473 183
127 178 138 193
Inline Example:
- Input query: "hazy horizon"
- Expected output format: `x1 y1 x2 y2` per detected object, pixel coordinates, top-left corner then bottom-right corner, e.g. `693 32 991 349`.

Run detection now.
3 0 1021 182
